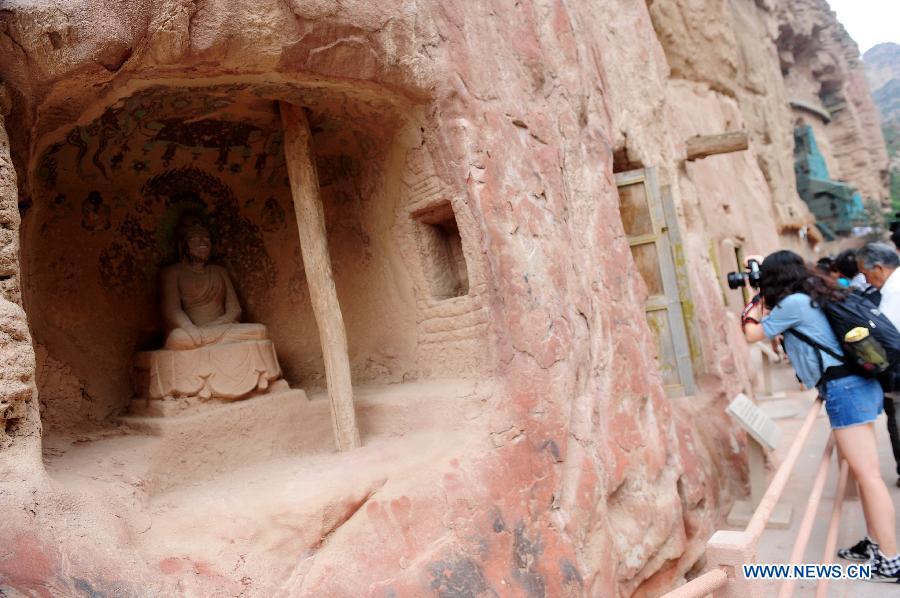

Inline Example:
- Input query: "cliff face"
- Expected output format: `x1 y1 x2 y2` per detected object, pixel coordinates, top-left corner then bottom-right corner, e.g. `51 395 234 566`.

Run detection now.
864 43 900 205
0 2 748 595
0 1 889 596
645 0 814 239
776 0 890 205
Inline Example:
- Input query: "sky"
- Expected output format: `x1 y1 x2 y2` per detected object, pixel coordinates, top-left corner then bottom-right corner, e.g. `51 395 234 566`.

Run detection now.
826 0 900 54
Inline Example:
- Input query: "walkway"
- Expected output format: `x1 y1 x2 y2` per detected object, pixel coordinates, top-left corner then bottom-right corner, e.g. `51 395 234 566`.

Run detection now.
749 361 900 595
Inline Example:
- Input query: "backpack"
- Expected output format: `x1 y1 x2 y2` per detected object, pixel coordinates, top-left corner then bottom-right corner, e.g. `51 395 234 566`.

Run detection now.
859 284 883 307
785 292 900 385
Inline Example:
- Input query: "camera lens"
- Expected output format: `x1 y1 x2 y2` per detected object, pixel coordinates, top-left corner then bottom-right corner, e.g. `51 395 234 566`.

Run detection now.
726 272 745 289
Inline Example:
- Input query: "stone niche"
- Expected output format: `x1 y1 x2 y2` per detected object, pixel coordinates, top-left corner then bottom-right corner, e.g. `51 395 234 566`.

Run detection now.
22 83 472 427
410 201 470 300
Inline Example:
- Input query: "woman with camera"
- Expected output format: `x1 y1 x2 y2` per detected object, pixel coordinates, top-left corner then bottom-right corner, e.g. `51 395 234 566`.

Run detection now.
740 250 900 581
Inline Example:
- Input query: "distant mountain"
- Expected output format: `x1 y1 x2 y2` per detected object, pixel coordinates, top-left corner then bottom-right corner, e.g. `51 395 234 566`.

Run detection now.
873 78 900 125
864 43 900 209
866 44 900 93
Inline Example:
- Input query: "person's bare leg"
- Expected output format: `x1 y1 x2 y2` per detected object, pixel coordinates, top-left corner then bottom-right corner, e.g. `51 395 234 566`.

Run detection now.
857 483 873 536
838 443 874 534
834 423 897 554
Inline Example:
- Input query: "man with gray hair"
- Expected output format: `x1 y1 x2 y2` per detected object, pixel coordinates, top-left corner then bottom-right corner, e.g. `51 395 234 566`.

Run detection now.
858 241 900 486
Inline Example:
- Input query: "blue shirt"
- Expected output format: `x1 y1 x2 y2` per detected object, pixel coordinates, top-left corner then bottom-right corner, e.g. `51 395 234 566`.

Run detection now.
761 293 843 388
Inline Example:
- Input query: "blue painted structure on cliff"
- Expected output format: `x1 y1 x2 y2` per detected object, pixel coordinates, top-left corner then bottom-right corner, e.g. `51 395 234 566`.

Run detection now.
793 124 865 240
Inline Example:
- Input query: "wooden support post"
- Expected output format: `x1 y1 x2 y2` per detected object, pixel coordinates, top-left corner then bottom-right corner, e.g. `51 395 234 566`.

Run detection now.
685 131 749 161
280 102 360 451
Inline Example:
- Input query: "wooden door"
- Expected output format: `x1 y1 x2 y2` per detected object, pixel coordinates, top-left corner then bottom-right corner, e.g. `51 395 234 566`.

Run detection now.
615 167 696 396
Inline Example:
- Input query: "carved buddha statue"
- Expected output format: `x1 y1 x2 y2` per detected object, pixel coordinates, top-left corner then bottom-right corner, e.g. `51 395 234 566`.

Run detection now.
161 220 267 349
133 216 285 406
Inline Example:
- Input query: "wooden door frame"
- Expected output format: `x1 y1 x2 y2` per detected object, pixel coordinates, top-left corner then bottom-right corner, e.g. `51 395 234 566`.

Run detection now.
615 167 696 396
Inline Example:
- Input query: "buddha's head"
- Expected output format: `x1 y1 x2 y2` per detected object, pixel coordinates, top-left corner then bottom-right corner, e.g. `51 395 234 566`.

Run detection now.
176 215 212 264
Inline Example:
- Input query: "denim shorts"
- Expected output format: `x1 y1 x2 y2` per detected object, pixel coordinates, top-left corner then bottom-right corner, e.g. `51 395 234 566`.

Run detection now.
821 374 883 429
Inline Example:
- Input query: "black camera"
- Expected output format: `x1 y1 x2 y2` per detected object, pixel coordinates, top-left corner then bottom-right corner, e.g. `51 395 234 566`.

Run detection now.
727 259 762 290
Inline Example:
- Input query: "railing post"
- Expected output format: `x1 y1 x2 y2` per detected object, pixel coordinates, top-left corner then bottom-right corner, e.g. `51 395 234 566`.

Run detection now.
705 530 762 597
748 438 766 505
816 458 851 598
761 349 773 397
778 434 836 598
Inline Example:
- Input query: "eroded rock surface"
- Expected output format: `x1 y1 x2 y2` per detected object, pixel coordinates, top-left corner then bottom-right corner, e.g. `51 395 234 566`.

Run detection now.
0 1 888 596
776 0 890 204
864 43 900 206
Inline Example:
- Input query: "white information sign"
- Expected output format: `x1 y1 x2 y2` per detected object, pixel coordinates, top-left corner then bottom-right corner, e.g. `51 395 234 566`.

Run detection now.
726 393 781 451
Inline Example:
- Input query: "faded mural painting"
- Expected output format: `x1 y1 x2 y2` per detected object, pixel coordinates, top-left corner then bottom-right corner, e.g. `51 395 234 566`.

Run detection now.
35 86 287 303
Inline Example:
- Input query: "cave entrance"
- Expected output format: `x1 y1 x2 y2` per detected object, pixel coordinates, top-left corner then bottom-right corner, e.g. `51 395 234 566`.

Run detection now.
22 79 494 507
13 74 495 581
23 83 424 451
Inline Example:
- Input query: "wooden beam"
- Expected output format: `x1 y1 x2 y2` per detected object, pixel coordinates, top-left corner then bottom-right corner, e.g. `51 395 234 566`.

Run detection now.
685 131 749 161
279 102 360 451
409 201 455 225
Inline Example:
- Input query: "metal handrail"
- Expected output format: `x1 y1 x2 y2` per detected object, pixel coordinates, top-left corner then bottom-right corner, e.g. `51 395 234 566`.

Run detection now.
778 434 836 597
815 459 850 598
745 400 823 540
663 569 728 598
662 399 825 598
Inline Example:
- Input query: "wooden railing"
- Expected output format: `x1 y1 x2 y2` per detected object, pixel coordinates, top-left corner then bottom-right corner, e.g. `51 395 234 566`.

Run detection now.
662 399 853 597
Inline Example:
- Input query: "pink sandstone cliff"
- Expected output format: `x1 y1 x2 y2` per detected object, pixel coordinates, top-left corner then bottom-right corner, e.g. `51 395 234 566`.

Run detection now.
776 0 890 204
0 1 887 596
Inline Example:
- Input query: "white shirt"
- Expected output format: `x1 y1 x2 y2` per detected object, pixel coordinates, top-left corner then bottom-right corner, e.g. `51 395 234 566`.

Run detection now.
879 268 900 329
850 272 868 291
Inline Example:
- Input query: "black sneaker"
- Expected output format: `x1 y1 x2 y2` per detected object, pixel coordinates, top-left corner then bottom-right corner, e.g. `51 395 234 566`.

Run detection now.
838 537 876 562
871 551 900 582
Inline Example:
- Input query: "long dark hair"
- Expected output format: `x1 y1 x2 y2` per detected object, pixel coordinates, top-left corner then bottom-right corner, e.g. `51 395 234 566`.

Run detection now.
760 250 846 308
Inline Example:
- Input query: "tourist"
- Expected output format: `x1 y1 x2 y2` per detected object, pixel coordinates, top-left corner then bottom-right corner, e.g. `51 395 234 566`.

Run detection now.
816 255 850 288
815 256 837 278
835 249 870 292
855 242 900 488
740 250 900 580
891 227 900 252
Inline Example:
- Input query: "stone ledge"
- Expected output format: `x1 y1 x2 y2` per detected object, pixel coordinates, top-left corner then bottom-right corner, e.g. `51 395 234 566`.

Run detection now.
117 388 333 493
127 379 291 418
